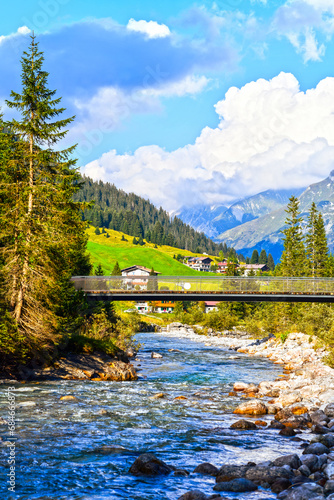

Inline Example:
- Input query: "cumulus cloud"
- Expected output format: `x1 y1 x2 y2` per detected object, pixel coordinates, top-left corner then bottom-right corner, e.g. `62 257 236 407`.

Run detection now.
127 19 171 39
83 73 334 211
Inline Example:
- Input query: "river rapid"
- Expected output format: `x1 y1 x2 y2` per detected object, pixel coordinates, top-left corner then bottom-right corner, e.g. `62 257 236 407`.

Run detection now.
0 332 306 500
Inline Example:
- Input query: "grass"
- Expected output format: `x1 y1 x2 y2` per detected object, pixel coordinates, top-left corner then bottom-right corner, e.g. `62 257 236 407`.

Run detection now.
86 226 218 276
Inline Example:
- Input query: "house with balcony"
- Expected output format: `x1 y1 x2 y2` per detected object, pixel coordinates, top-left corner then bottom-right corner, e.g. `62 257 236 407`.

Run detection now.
186 257 213 272
121 265 161 290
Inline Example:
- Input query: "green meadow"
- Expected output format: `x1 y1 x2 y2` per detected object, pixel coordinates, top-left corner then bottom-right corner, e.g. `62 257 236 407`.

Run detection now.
86 227 217 276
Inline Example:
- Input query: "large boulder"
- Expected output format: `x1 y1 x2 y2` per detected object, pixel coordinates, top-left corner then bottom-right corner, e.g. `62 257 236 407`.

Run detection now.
177 491 210 500
194 463 219 476
213 478 258 492
128 453 174 476
230 419 257 430
273 454 302 470
277 482 324 500
325 404 334 419
300 455 321 473
302 443 329 456
216 464 253 482
245 465 293 485
233 399 267 415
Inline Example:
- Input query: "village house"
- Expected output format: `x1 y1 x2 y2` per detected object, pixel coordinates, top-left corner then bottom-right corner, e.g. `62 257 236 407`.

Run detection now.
205 301 219 313
121 265 161 290
238 264 269 276
217 260 239 274
186 256 213 272
134 301 175 313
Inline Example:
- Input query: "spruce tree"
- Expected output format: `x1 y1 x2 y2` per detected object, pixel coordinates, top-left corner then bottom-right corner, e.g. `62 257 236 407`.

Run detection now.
305 203 329 277
112 261 122 276
259 249 267 264
250 249 259 264
1 36 90 356
95 264 104 276
267 253 275 271
280 196 307 277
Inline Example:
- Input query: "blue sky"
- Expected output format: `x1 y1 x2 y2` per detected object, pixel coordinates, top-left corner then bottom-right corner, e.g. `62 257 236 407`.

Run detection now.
1 0 334 210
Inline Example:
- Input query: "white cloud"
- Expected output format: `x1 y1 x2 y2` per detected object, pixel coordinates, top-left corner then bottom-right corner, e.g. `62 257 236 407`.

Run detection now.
127 19 171 39
142 75 211 98
82 73 334 212
0 26 30 45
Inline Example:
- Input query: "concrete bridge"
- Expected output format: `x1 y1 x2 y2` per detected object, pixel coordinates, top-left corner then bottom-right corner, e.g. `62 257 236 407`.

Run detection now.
71 276 334 303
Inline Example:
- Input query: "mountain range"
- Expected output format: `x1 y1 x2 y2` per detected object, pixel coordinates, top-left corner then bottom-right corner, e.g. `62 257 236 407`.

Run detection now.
176 172 334 262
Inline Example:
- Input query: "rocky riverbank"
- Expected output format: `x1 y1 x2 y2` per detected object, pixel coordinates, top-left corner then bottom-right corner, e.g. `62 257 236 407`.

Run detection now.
0 351 138 383
153 322 334 499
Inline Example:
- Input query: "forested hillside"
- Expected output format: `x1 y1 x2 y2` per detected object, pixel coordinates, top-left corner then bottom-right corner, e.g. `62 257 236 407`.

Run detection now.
74 176 245 259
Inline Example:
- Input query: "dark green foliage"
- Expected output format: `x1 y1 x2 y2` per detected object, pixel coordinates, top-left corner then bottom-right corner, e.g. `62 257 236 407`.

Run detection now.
305 203 329 277
259 249 267 264
132 237 138 245
74 176 240 256
246 257 250 264
112 261 122 276
95 264 104 276
250 250 259 264
95 227 101 235
267 253 275 271
280 196 307 277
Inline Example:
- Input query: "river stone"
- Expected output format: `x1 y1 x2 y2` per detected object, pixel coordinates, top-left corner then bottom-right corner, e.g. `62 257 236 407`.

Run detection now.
324 462 334 479
273 454 302 469
59 395 78 401
245 465 293 485
213 478 258 492
301 455 321 473
216 464 253 482
312 424 331 434
271 478 292 493
329 420 334 429
310 410 329 425
324 481 334 494
279 427 296 437
325 404 334 419
128 453 174 476
230 419 257 430
277 482 324 500
194 463 219 476
303 443 329 455
233 382 251 391
299 465 312 476
177 491 209 500
317 434 334 448
151 352 163 359
233 399 267 415
270 420 286 429
150 393 165 399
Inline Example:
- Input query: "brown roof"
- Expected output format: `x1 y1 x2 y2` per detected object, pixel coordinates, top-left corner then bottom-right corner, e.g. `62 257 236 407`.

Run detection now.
121 265 161 274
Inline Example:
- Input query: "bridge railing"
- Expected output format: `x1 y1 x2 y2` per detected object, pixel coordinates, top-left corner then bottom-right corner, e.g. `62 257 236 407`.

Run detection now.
70 276 334 295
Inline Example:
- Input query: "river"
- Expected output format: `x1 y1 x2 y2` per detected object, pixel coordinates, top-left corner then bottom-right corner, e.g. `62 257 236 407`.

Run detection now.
1 331 304 500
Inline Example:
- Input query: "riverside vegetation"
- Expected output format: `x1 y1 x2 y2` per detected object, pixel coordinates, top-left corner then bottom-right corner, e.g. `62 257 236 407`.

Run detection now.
0 36 142 378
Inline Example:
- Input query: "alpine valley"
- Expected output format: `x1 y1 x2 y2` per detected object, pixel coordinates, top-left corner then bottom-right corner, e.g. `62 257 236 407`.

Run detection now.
176 172 334 261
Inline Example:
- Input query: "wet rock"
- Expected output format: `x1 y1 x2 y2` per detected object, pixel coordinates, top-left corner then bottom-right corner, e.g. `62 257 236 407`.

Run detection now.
216 464 253 482
151 352 163 359
233 382 250 391
316 434 334 448
230 419 257 430
59 395 78 401
270 420 286 429
255 420 267 426
277 482 324 500
279 427 297 437
128 453 174 476
312 424 331 434
329 420 334 429
298 464 312 476
302 443 329 456
174 469 190 477
310 410 329 426
324 480 334 495
149 393 165 400
271 478 292 493
213 478 258 492
194 463 219 476
177 491 209 500
324 462 334 479
273 454 302 469
245 465 293 485
325 404 334 419
233 399 267 415
301 455 321 473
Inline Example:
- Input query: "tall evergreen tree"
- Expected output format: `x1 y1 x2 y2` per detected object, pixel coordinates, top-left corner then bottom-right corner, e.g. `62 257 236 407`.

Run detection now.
280 196 307 277
267 253 275 271
1 36 90 356
305 202 329 277
112 261 122 276
250 249 259 264
259 249 267 264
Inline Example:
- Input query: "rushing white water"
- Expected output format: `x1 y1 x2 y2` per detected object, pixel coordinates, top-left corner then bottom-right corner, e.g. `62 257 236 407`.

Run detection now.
0 332 309 500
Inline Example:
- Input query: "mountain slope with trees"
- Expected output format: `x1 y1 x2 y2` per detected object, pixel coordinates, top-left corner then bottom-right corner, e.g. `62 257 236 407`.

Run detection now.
74 176 245 260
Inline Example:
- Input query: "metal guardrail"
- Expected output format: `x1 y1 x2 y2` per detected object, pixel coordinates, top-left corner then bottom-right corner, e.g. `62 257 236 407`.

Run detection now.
71 275 334 296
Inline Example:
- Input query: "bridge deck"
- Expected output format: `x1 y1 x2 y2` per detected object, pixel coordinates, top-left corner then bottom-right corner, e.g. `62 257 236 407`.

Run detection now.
71 276 334 303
